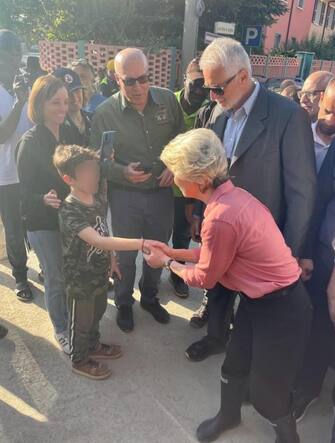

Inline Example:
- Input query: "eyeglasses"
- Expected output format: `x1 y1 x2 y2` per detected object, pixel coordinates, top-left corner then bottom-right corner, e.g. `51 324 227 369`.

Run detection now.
203 71 240 96
298 89 324 100
187 77 204 88
120 74 150 87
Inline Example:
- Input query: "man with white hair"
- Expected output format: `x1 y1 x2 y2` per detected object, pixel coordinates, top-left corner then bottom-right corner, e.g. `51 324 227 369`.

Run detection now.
91 48 184 332
186 37 317 365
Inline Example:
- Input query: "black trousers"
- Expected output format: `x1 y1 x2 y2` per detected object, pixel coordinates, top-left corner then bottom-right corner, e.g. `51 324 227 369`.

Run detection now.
110 187 174 306
171 197 191 283
172 197 191 250
68 289 108 364
222 280 312 421
205 283 237 340
295 245 335 398
207 283 236 340
0 183 28 284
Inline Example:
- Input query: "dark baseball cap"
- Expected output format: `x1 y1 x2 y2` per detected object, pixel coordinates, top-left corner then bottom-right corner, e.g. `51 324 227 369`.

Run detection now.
53 67 84 93
0 29 21 54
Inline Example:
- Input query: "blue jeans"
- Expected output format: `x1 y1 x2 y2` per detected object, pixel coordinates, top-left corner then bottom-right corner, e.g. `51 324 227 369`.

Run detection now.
27 230 68 334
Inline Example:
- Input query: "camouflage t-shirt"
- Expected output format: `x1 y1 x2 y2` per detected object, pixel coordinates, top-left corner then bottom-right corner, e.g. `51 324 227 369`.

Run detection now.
59 192 111 299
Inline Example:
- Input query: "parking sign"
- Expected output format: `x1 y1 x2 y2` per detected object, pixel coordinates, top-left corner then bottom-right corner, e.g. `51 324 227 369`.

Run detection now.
243 26 263 47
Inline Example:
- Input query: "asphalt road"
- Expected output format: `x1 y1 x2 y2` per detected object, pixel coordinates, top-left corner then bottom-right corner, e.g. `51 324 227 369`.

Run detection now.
0 251 333 443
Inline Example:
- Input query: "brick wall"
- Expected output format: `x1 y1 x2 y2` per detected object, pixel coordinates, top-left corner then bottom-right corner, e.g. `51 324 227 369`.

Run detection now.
311 59 335 75
40 40 303 90
39 41 175 89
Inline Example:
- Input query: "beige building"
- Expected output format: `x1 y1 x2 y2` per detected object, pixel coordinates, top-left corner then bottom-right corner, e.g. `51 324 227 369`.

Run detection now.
309 0 335 41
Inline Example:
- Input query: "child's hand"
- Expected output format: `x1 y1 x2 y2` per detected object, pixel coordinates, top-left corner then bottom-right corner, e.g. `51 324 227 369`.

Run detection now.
110 254 122 280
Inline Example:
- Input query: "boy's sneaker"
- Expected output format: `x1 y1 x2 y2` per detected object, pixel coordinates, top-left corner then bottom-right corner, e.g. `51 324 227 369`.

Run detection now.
0 324 8 339
72 358 112 380
90 343 122 360
54 332 71 355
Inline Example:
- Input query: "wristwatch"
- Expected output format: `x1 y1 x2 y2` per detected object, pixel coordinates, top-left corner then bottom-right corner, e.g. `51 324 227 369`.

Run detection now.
164 258 174 270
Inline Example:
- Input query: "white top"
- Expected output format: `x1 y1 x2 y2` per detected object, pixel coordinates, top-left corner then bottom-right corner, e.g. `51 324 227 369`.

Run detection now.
0 85 32 186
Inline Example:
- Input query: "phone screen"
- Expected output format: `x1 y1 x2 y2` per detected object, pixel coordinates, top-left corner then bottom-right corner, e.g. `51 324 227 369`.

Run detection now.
100 131 116 161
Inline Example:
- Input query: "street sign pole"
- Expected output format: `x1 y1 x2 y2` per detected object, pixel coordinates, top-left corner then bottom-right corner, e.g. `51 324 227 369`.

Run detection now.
181 0 205 79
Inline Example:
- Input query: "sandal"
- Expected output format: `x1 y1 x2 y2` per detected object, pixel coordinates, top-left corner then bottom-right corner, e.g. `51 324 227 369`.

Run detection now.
15 283 33 302
72 358 112 380
89 343 122 360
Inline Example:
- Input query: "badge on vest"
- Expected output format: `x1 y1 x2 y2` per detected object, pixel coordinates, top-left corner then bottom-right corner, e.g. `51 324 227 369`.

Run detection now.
155 106 169 124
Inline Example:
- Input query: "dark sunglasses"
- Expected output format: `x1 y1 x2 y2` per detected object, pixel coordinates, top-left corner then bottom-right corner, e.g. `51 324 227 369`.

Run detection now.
120 74 150 87
203 71 239 96
188 78 205 89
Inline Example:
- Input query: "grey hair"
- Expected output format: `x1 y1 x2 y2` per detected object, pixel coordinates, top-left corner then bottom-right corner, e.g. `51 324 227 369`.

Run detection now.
160 128 229 187
200 37 252 77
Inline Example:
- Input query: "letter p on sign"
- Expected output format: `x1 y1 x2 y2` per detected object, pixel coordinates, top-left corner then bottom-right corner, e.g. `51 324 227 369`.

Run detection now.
244 26 262 47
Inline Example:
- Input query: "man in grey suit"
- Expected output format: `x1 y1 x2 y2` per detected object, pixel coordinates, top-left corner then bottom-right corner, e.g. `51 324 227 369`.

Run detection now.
186 37 317 366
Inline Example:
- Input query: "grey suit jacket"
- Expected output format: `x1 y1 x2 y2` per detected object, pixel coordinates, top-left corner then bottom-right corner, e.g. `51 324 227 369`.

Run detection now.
197 87 317 257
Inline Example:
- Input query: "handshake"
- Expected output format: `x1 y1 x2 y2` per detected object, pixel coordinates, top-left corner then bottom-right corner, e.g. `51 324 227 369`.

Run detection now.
142 240 173 269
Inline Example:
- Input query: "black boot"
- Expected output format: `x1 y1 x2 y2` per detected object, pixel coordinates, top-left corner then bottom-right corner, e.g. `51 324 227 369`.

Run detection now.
185 335 226 362
271 414 300 443
196 374 247 442
169 271 189 298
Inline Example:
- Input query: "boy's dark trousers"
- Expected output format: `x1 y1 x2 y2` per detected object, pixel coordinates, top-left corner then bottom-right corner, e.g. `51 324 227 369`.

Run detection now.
68 288 108 364
0 184 28 285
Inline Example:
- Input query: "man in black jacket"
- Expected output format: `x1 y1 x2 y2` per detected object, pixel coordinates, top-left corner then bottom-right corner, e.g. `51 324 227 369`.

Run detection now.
186 37 317 363
0 29 33 302
293 79 335 421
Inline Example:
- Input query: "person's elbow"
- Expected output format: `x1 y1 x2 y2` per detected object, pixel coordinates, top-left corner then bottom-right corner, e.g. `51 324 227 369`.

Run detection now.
185 268 217 290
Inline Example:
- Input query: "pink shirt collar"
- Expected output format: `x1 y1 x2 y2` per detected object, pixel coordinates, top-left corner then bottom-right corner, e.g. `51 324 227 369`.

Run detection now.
204 180 235 217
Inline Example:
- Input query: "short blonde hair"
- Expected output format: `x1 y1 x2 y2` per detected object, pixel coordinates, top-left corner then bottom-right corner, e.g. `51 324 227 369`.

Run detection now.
161 128 229 186
28 75 67 124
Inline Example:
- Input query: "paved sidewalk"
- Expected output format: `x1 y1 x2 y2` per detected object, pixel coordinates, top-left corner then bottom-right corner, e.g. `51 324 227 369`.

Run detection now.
0 252 333 443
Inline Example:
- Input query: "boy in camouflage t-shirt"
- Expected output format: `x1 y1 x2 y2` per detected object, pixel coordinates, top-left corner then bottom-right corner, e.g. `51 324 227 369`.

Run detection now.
54 144 153 380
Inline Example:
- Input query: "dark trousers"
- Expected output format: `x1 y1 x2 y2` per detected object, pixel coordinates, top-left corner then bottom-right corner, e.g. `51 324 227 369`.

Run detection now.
295 246 335 398
68 289 108 364
207 283 237 340
110 187 174 307
0 183 28 284
172 197 191 250
222 280 312 421
171 197 191 283
332 387 335 443
296 304 335 398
